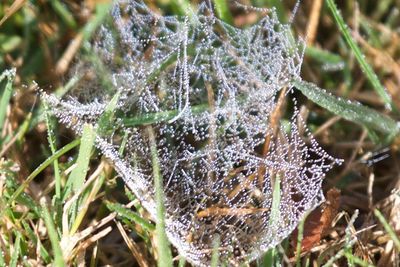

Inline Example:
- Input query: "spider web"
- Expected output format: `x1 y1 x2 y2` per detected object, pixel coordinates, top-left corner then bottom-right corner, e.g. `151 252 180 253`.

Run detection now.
43 1 342 265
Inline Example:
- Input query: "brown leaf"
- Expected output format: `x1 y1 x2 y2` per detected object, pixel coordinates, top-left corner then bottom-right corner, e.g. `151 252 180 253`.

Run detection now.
291 188 341 253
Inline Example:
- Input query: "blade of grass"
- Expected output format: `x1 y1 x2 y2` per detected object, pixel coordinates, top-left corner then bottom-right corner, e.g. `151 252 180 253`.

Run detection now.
66 93 119 233
5 173 41 216
261 248 278 267
178 257 186 267
0 34 22 53
106 202 155 232
69 171 106 235
305 46 344 66
44 106 61 201
344 252 374 267
55 2 111 75
146 126 173 267
270 175 281 226
265 0 286 22
374 209 400 251
41 204 66 267
262 174 282 267
295 211 310 267
81 3 112 42
210 235 220 267
50 0 77 29
63 124 95 200
294 79 399 139
213 0 233 24
123 103 208 127
0 69 15 135
21 220 51 264
96 92 120 136
169 0 194 18
326 0 395 111
9 231 21 267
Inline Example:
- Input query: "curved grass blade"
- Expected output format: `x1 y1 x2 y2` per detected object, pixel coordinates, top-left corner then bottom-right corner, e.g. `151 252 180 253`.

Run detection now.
106 202 155 232
294 79 399 139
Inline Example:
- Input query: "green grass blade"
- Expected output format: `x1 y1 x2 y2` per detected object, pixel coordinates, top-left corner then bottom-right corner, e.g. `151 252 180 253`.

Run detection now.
261 248 278 267
305 46 344 66
69 172 105 235
261 174 281 267
326 0 395 111
294 79 399 138
146 126 173 267
63 124 96 200
50 0 77 29
9 231 21 267
270 174 281 226
66 94 119 233
213 0 233 24
22 220 51 263
41 204 66 267
123 103 208 127
0 69 15 134
169 0 194 18
295 211 311 267
16 111 32 143
44 106 61 200
0 35 22 53
8 185 41 217
106 202 155 232
178 257 186 267
210 235 220 267
265 0 286 22
96 92 120 136
374 209 400 251
344 252 374 267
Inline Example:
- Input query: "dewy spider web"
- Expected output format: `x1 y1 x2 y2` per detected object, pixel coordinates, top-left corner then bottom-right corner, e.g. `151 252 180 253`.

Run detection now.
43 1 342 265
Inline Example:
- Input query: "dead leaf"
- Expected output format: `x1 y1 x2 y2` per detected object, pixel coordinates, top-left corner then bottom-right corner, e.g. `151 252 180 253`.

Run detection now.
291 188 341 253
